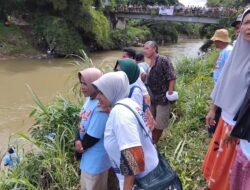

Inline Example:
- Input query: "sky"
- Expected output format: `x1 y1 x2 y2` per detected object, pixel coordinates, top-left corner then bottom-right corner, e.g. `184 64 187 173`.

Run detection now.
179 0 207 6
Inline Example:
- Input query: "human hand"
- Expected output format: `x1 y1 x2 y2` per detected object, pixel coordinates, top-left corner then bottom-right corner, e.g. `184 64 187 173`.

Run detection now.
145 108 155 131
205 109 216 128
224 131 238 146
75 140 84 153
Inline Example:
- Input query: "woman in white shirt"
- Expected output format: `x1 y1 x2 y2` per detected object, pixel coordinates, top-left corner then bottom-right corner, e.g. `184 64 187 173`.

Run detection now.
92 71 158 190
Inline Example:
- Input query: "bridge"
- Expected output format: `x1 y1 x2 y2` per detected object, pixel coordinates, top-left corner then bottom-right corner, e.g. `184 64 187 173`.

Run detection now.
115 12 220 24
112 6 236 29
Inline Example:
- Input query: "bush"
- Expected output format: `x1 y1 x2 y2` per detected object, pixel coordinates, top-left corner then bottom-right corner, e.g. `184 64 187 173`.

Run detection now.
34 16 85 55
0 23 36 55
110 26 151 49
0 94 81 190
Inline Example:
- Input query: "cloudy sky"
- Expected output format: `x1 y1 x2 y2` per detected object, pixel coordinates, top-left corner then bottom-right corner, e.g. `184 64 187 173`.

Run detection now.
179 0 207 6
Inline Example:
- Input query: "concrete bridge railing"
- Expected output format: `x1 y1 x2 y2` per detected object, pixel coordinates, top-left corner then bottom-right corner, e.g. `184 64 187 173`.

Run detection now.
115 12 220 24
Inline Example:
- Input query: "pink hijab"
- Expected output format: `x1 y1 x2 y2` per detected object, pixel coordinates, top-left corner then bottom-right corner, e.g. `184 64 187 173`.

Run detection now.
78 68 103 95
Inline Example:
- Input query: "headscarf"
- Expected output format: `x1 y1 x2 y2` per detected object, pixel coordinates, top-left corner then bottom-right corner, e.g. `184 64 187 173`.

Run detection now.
211 8 250 116
115 59 140 84
78 68 103 94
93 71 130 106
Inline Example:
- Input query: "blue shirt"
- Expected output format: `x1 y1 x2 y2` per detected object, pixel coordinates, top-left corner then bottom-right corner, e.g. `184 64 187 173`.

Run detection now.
213 45 233 84
3 153 18 169
79 98 111 175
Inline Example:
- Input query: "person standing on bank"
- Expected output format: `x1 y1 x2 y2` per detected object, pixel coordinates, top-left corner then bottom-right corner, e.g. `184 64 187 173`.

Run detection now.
231 14 242 46
144 41 177 144
229 8 250 190
208 29 233 134
211 29 233 85
93 71 159 190
75 68 111 190
202 8 250 190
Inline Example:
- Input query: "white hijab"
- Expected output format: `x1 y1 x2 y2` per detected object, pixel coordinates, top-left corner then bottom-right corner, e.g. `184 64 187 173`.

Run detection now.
211 8 250 116
93 71 130 106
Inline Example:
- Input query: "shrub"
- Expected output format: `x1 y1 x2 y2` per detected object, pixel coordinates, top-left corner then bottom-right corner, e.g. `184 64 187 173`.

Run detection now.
33 16 85 55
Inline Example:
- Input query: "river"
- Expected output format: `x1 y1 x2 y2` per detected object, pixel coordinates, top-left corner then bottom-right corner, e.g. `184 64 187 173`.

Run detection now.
0 39 204 154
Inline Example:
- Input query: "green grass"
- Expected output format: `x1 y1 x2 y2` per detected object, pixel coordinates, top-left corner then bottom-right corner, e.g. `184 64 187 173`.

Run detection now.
0 23 37 55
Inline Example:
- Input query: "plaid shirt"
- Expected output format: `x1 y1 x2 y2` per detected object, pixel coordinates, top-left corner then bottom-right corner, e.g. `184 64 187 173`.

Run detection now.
147 55 176 105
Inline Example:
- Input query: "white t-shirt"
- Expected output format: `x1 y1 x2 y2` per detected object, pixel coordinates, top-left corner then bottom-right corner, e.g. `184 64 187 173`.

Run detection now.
135 77 148 96
104 98 158 189
130 84 143 109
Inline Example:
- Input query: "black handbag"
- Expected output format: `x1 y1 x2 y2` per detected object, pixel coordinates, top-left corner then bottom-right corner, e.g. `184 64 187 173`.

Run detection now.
115 103 183 190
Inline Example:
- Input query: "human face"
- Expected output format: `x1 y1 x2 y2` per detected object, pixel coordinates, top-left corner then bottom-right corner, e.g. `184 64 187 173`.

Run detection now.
79 75 95 97
214 41 227 49
143 44 156 59
235 22 241 37
96 91 110 107
241 13 250 42
122 51 130 59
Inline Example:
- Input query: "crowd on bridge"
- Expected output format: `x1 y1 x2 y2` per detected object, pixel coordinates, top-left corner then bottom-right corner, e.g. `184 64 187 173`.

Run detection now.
116 3 238 18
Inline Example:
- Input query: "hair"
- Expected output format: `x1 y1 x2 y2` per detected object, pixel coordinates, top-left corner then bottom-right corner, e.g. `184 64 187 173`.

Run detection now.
135 52 144 62
8 148 14 154
144 41 158 53
122 47 136 59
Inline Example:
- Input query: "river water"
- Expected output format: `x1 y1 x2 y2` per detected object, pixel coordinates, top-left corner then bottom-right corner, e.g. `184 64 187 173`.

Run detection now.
0 39 203 153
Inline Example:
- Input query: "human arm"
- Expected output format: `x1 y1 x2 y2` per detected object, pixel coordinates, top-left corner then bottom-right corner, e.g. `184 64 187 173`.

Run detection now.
162 56 176 95
205 103 217 127
121 147 145 190
112 106 146 189
167 79 176 95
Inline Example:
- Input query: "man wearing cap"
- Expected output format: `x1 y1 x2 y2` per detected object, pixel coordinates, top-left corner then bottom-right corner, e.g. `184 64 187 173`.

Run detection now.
211 29 233 84
232 14 242 46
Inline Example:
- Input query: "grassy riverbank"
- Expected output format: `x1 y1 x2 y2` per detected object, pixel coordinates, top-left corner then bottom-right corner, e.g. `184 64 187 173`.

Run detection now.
0 23 37 56
0 51 218 190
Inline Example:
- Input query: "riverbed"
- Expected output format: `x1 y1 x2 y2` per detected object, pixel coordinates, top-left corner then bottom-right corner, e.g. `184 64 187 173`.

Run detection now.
0 39 204 154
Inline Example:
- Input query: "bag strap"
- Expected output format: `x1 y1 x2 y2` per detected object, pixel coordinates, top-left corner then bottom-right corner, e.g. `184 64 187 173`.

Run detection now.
115 103 154 145
128 85 142 98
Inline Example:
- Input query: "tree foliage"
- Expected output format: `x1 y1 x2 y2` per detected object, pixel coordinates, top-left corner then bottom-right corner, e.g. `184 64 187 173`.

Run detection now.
1 0 112 54
207 0 244 7
117 0 178 5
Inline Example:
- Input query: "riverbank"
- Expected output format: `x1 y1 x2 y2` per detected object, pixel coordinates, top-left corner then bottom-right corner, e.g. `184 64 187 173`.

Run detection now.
0 20 203 58
0 50 217 189
0 23 39 57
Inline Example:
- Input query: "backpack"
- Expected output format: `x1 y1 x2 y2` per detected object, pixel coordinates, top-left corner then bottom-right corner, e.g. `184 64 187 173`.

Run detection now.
128 85 149 112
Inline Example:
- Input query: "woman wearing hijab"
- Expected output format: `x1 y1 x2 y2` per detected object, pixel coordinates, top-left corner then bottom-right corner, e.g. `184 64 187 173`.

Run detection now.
230 8 250 190
114 59 143 107
93 71 159 190
75 68 111 190
114 59 156 132
202 8 250 190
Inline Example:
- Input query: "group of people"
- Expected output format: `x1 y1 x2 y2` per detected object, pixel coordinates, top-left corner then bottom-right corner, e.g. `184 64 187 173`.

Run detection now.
74 7 250 190
202 8 250 190
116 3 238 18
74 41 177 190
